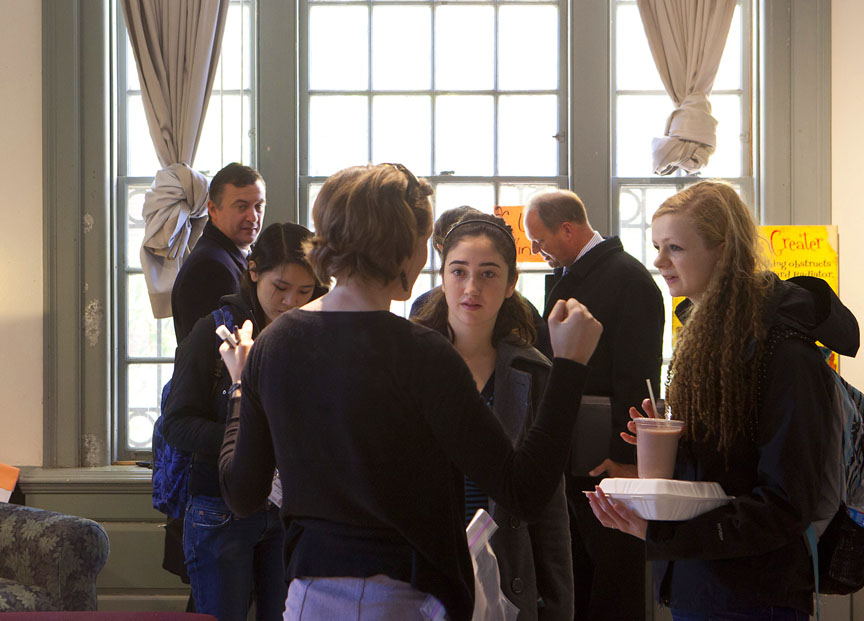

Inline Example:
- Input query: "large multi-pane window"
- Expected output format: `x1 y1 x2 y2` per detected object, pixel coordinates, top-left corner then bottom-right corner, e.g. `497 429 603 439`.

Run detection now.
112 0 755 458
115 0 256 460
299 0 568 315
613 0 754 373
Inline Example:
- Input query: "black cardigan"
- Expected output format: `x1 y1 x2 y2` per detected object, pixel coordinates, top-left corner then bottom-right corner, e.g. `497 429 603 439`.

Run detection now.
218 310 587 621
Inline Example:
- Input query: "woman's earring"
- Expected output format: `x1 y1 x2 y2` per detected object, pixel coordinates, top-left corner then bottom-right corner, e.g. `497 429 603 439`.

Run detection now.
400 270 410 292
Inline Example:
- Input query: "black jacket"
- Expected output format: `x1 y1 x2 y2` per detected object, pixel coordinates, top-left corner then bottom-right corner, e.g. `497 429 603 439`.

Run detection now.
162 293 257 497
646 275 860 614
171 220 248 343
543 236 665 471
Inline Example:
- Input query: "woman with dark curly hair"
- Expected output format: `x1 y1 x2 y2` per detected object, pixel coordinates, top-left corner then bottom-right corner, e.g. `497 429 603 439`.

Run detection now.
216 163 603 621
587 181 859 620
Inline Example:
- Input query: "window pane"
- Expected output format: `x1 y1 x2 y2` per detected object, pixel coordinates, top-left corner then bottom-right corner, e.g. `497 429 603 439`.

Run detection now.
391 271 434 318
309 6 369 90
615 4 664 91
699 94 743 178
126 38 139 91
433 183 495 216
127 274 178 358
498 183 558 206
615 93 669 177
515 271 546 314
127 94 161 177
219 4 247 91
372 95 431 175
713 5 742 91
435 96 494 176
498 95 558 175
498 5 558 91
309 96 369 176
435 6 494 91
126 185 148 269
307 183 324 230
127 362 174 450
372 6 431 90
194 93 252 174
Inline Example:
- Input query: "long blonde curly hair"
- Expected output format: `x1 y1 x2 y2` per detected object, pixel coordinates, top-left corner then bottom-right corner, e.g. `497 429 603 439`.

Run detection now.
655 181 774 455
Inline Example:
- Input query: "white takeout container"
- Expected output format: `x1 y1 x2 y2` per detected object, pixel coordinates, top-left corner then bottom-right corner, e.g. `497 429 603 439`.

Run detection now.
594 478 733 521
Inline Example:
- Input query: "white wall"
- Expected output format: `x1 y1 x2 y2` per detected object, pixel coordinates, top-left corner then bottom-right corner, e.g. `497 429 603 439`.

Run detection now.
832 0 864 386
0 1 43 466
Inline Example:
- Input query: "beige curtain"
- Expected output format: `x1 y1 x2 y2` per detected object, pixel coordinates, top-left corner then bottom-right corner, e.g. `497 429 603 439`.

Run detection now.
121 0 229 317
637 0 736 175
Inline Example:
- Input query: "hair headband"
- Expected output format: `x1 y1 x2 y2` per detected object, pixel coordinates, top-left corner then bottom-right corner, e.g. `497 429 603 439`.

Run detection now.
444 219 516 249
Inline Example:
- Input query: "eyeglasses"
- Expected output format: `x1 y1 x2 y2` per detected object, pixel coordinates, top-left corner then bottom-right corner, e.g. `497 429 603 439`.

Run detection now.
381 162 419 202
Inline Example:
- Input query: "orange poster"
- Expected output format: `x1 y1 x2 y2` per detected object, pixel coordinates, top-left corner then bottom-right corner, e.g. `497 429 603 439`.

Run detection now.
493 205 545 263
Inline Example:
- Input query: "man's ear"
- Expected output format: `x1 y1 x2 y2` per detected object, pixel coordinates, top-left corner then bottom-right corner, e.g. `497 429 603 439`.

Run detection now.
560 221 574 239
206 198 219 218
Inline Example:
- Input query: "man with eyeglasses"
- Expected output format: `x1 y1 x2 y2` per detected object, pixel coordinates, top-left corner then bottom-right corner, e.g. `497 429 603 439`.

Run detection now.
524 189 665 621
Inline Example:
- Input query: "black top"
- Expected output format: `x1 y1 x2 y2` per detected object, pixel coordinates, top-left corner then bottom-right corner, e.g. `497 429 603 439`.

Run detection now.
646 276 860 614
543 236 665 474
218 310 587 621
162 293 257 497
171 220 248 343
463 374 495 526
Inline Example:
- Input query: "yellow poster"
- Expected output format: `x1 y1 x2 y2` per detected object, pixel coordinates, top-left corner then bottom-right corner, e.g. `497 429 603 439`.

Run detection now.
760 225 838 293
672 225 840 368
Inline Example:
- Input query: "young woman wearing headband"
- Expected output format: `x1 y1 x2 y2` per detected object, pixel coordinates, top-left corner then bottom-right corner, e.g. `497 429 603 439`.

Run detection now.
414 212 573 620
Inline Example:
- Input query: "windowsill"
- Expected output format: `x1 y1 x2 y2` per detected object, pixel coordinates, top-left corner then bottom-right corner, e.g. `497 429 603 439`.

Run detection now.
18 465 153 493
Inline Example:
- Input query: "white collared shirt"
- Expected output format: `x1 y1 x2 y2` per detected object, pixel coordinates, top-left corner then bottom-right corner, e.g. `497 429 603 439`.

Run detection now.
573 230 604 264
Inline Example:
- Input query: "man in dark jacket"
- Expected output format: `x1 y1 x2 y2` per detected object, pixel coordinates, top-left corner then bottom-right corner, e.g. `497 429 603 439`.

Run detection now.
524 189 665 621
164 162 265 599
171 162 266 342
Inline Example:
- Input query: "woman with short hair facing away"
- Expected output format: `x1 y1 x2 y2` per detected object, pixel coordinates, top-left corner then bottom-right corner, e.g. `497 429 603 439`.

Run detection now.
587 181 859 620
162 222 326 621
414 212 573 620
217 163 603 621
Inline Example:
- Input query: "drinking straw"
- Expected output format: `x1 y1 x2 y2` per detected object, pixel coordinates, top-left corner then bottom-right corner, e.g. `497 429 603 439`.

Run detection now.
646 378 667 419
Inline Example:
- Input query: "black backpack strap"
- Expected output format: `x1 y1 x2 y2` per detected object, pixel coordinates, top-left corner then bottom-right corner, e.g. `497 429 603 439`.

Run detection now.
756 325 817 410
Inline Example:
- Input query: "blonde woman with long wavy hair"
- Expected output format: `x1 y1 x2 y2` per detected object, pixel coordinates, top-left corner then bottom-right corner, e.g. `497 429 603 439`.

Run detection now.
588 181 859 620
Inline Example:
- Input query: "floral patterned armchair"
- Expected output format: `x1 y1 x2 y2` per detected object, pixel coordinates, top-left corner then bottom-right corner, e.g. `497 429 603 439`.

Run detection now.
0 503 109 612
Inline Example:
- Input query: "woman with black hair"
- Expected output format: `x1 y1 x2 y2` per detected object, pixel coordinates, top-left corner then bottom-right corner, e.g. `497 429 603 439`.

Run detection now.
163 222 326 621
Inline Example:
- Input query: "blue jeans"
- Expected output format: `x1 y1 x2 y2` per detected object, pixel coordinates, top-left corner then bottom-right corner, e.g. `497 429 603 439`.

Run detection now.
671 607 809 621
184 495 286 621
